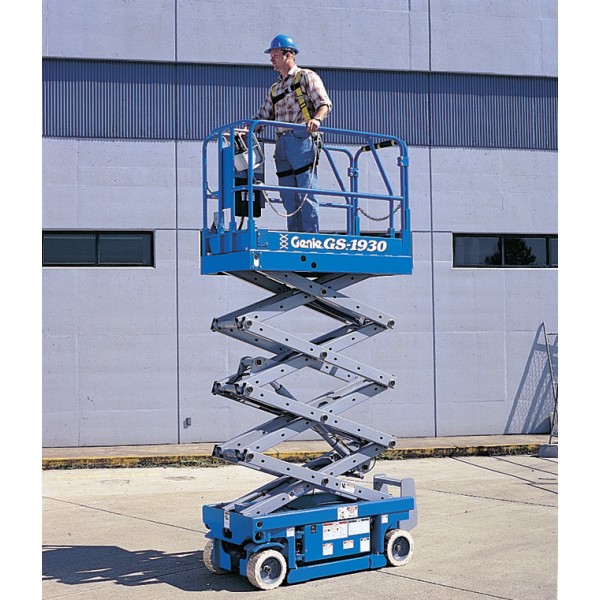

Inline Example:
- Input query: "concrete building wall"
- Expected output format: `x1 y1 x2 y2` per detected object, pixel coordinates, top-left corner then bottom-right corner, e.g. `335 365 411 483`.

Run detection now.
42 0 557 76
42 0 558 447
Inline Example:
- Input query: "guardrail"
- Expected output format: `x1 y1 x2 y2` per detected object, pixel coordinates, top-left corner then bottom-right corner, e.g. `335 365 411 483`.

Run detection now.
201 120 410 240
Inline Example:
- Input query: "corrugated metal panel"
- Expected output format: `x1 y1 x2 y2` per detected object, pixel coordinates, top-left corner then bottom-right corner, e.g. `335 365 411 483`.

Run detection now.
43 59 175 139
42 59 557 150
321 68 430 146
177 64 271 140
429 73 557 150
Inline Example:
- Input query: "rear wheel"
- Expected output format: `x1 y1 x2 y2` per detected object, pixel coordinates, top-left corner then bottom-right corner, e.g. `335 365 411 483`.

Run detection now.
384 529 414 567
203 539 226 574
246 549 287 590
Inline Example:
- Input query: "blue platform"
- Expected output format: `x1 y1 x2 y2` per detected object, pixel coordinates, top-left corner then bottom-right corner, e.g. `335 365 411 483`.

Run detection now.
201 121 412 276
201 228 412 275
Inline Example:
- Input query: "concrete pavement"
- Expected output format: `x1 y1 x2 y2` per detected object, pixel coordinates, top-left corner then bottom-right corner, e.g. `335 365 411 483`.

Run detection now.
42 442 558 599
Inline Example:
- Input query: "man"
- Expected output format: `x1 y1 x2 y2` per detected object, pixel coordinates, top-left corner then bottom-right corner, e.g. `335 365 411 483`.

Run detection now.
252 35 332 233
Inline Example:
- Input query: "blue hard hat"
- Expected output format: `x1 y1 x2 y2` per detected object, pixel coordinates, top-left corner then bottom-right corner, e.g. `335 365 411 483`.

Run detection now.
265 34 299 54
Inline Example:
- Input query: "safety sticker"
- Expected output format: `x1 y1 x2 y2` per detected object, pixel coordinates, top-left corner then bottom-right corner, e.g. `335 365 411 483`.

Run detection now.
348 518 370 536
360 537 370 553
381 514 389 524
286 527 295 538
323 543 334 556
341 481 356 494
224 511 230 528
338 505 358 520
323 521 348 541
343 540 355 550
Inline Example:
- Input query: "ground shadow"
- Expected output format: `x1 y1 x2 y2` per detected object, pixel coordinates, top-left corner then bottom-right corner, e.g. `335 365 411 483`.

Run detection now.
504 324 558 434
42 544 254 593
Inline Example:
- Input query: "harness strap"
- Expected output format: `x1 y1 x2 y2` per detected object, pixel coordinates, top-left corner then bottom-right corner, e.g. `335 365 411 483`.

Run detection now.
271 70 312 123
293 71 312 123
271 81 302 105
275 131 322 178
276 162 315 179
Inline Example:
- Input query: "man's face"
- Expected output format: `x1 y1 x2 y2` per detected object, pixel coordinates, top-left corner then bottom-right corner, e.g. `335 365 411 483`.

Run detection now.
269 49 289 72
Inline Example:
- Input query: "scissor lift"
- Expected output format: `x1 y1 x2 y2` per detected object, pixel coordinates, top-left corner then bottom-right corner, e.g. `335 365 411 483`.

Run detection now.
200 121 416 589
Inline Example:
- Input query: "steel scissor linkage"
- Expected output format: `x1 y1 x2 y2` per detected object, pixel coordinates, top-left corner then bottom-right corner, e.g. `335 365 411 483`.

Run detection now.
211 271 399 516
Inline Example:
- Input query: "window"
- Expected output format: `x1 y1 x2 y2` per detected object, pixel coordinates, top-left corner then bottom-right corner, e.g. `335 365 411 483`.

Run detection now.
42 231 154 267
453 235 557 268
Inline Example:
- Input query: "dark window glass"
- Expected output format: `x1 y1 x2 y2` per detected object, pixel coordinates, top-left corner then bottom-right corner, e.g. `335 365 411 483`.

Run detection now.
454 236 501 267
98 233 153 266
548 237 558 267
454 234 557 268
43 232 154 267
504 237 547 266
42 232 96 265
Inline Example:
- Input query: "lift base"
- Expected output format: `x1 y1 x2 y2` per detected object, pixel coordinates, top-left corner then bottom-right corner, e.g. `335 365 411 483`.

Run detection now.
203 477 416 589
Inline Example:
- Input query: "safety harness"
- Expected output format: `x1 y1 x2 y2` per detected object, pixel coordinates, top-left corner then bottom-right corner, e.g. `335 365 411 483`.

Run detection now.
271 69 313 124
272 69 321 179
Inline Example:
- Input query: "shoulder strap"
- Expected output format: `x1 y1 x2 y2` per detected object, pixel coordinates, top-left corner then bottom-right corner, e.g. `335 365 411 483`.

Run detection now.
271 70 312 123
271 82 281 102
292 70 312 123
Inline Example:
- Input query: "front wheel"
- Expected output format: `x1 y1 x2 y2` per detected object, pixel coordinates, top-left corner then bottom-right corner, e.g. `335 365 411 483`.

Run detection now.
246 549 287 590
384 529 414 567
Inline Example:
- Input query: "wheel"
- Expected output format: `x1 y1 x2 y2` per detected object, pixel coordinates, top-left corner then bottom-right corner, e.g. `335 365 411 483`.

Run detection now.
246 549 287 590
384 529 414 567
203 539 226 574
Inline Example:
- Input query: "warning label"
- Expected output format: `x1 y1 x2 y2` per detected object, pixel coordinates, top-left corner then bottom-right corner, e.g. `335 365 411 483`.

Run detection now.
322 517 370 541
323 521 348 541
323 542 334 556
338 505 358 520
348 518 370 536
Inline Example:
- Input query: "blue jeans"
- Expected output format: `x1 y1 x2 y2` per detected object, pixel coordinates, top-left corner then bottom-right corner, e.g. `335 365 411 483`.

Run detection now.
274 130 320 233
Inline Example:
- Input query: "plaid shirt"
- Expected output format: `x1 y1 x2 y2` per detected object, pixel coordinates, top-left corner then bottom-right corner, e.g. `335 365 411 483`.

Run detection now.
253 65 332 132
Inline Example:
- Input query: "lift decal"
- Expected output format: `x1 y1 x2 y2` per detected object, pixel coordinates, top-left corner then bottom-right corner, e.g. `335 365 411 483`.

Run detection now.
323 521 348 541
279 233 388 253
323 517 370 541
321 517 372 557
